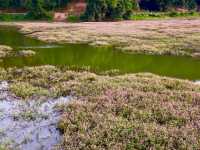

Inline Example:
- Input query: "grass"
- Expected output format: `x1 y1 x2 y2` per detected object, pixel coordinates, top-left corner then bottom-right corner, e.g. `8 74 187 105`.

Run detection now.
67 15 80 23
0 13 53 21
0 144 8 150
0 13 27 21
132 11 200 20
0 66 200 149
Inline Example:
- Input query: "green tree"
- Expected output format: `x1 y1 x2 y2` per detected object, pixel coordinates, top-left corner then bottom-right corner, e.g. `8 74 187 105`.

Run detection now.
139 0 198 11
26 0 52 19
83 0 137 21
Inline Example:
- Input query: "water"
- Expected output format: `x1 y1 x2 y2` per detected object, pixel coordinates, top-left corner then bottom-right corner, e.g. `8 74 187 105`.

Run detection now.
1 26 200 80
0 81 72 150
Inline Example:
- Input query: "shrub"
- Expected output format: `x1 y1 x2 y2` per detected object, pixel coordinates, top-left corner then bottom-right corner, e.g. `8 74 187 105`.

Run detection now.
67 15 80 23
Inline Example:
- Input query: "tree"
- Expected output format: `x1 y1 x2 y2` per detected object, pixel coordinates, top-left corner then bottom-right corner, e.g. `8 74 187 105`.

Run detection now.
139 0 198 11
26 0 52 19
82 0 138 21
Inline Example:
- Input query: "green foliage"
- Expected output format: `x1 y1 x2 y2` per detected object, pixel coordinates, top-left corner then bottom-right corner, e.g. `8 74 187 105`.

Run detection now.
82 0 138 21
25 0 53 20
67 15 80 23
0 13 27 21
0 0 71 9
0 0 71 20
10 82 50 99
0 145 7 150
132 11 200 20
139 0 198 11
0 0 200 20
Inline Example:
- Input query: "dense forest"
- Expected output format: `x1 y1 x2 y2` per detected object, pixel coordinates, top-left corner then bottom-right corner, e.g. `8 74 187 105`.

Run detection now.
0 0 200 20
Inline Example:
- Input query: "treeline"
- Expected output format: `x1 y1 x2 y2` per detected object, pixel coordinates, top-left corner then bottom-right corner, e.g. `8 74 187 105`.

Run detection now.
82 0 137 21
0 0 70 9
139 0 200 11
0 0 200 20
83 0 200 21
0 0 72 19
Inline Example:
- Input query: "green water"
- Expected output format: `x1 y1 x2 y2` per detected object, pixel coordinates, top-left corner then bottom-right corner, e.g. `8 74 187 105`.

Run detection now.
0 26 200 80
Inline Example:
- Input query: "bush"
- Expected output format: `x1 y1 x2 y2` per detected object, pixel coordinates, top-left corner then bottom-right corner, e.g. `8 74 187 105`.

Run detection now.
67 15 80 23
82 0 138 21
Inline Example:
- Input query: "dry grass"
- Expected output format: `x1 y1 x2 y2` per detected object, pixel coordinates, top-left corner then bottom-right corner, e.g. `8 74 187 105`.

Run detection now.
5 19 200 56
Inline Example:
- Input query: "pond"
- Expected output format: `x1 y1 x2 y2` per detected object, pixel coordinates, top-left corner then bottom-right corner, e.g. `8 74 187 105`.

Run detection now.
1 26 200 80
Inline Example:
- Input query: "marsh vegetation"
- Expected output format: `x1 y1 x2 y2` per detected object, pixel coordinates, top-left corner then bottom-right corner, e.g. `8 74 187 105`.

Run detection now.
0 22 199 149
1 25 200 80
0 65 200 149
1 0 200 148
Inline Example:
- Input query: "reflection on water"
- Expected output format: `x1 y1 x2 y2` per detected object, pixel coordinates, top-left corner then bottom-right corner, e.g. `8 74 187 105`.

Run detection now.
1 26 200 80
18 45 63 49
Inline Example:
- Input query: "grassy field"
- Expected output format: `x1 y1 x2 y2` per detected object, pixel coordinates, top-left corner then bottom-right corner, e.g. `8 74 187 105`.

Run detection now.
0 66 199 149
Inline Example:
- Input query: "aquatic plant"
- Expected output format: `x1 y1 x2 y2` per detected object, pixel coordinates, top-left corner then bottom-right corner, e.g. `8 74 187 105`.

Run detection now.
0 66 200 148
14 20 200 57
0 45 13 58
17 50 36 57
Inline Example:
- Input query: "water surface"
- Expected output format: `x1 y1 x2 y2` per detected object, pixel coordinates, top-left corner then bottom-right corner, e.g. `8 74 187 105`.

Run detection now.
0 80 72 149
1 26 200 80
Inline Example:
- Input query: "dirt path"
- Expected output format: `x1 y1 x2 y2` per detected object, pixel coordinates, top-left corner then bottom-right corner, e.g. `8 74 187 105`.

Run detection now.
2 19 200 56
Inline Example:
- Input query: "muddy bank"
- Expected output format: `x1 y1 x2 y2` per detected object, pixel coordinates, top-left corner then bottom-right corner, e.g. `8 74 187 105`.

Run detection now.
3 20 200 57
